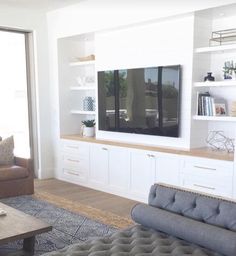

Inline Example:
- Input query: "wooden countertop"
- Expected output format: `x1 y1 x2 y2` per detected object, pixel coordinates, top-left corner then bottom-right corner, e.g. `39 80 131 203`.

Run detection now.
61 134 234 162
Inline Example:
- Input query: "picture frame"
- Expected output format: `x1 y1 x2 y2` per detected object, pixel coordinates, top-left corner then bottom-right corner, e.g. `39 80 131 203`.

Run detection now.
213 99 227 116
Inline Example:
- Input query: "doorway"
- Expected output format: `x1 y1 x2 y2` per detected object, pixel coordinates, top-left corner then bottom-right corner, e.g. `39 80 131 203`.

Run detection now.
0 29 35 166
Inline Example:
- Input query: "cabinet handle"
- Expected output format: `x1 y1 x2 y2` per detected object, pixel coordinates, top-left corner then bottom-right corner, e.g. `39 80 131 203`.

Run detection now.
193 184 215 190
65 170 79 176
194 165 216 171
102 147 108 151
67 146 79 149
147 154 155 158
67 159 80 163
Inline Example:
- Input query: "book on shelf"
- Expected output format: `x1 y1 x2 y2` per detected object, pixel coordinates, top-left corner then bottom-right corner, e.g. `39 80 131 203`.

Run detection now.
197 92 227 116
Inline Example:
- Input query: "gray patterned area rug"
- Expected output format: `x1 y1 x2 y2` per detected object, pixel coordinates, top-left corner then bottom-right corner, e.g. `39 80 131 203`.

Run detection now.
0 196 117 255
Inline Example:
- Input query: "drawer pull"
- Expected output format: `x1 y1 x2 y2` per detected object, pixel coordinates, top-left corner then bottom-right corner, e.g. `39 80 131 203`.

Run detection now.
65 170 79 176
67 159 80 163
66 145 79 149
194 165 216 171
102 147 108 151
193 184 215 190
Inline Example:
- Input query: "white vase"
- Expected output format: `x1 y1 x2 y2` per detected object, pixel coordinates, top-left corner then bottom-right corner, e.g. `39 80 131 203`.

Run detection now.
83 127 95 137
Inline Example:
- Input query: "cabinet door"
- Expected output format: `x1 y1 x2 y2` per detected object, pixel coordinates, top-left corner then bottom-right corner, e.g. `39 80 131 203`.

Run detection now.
130 151 156 201
155 154 180 186
90 144 109 186
109 147 130 192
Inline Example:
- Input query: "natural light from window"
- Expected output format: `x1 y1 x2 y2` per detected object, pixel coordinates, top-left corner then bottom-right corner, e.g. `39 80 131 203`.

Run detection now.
0 30 30 158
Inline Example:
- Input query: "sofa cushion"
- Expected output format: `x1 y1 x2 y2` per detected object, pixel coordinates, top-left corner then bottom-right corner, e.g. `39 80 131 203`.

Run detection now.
42 225 221 256
0 165 29 181
132 203 236 256
0 136 14 165
148 184 236 232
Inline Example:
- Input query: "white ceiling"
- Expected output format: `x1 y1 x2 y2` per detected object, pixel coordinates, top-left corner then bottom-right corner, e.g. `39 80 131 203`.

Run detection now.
0 0 85 11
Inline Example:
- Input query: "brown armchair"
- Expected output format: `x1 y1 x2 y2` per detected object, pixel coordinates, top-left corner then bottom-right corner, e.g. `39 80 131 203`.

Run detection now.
0 157 34 198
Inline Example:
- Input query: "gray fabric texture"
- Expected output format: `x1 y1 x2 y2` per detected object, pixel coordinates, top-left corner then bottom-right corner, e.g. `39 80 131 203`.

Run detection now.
131 203 236 256
149 184 236 231
43 225 221 256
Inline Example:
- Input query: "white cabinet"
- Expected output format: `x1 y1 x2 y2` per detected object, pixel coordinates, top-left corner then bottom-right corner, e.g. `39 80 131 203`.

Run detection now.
108 146 130 192
155 154 180 186
130 150 156 200
60 140 90 183
180 157 234 198
59 139 235 202
90 144 109 186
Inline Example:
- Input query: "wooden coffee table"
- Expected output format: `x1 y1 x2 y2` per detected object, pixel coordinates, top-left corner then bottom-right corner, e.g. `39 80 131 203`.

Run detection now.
0 202 52 256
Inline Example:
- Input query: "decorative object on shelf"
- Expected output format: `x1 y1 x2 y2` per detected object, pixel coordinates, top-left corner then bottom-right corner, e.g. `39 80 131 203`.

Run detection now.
78 54 95 62
222 61 236 80
210 28 236 46
83 96 95 111
81 119 96 137
206 131 235 153
76 76 86 86
213 98 227 116
230 101 236 117
204 72 215 82
85 76 95 84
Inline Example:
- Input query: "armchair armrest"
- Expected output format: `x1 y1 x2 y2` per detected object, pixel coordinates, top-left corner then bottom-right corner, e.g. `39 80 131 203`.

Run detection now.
14 157 34 178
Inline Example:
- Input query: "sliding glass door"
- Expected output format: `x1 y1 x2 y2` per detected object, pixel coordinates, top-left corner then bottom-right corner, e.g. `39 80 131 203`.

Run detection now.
0 30 31 158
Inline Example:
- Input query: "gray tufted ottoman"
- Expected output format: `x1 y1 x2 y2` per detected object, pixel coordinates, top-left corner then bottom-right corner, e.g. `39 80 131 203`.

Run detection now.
43 184 236 256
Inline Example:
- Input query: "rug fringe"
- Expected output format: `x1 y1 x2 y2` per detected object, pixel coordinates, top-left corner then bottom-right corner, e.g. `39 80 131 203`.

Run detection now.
34 192 134 229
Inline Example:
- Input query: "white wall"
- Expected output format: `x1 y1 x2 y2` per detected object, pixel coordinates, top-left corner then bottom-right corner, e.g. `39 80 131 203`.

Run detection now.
95 16 194 148
47 0 236 176
0 6 53 179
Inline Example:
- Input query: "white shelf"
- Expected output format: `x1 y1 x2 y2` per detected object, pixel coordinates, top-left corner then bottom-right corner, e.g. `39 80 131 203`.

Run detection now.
194 80 236 87
69 60 95 67
195 44 236 53
193 115 236 122
71 110 96 115
70 86 95 91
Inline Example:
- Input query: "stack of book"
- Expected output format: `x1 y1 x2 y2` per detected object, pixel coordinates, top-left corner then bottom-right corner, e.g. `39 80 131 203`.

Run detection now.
197 92 227 116
231 102 236 117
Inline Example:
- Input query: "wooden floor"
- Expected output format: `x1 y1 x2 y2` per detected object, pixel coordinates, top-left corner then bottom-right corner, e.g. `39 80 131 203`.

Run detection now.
35 179 137 219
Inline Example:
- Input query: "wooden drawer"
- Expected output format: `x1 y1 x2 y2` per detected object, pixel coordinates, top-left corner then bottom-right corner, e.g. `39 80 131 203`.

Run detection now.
61 140 89 157
181 158 234 178
180 173 233 198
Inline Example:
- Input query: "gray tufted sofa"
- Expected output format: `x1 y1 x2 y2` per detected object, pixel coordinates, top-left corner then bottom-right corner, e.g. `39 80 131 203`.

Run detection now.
43 183 236 256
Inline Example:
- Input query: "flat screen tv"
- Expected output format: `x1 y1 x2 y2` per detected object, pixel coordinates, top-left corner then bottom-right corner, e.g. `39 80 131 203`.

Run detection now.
98 65 181 137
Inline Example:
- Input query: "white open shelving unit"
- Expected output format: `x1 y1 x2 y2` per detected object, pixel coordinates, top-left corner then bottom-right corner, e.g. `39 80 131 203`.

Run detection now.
70 110 96 115
69 60 95 67
70 86 96 91
194 80 236 87
195 44 236 53
58 33 96 135
193 115 236 122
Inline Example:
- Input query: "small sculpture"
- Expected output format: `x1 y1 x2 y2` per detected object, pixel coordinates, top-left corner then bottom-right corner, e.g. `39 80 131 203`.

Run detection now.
206 131 235 153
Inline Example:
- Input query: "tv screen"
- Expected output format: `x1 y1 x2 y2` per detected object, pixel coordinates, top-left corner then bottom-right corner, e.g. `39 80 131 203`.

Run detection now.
98 65 181 137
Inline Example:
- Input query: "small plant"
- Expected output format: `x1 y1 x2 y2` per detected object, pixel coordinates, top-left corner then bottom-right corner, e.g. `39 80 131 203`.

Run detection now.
82 119 95 127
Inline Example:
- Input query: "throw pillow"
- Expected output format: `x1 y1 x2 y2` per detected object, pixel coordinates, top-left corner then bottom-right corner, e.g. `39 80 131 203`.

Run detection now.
0 136 14 165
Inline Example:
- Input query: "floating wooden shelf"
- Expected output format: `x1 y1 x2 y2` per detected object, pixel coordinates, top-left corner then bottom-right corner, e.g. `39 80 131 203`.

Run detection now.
195 44 236 53
69 60 95 67
70 110 96 115
194 80 236 87
193 115 236 122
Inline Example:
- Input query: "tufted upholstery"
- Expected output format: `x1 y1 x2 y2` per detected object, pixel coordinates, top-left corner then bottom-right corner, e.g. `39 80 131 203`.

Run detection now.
43 183 236 256
43 225 221 256
148 184 236 232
